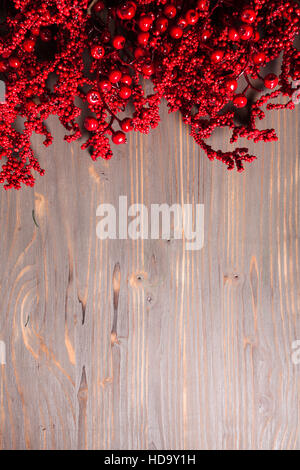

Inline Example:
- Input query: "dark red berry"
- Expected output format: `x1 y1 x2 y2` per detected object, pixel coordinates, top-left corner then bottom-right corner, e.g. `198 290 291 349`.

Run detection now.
93 1 105 13
241 8 256 24
112 35 125 49
264 73 279 89
155 17 168 34
137 32 150 46
117 1 137 20
185 9 199 25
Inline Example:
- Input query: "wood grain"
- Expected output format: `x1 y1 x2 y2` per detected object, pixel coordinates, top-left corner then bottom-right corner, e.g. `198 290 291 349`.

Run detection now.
0 103 299 450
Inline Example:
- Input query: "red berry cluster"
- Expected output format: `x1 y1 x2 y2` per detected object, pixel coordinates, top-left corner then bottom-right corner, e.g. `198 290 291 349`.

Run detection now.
0 0 299 189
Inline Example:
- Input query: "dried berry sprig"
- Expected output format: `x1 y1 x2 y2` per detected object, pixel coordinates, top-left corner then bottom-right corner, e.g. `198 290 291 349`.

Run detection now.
0 0 299 189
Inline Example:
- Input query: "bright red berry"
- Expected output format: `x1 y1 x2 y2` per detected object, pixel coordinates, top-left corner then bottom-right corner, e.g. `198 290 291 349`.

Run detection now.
241 8 256 24
117 1 137 20
169 26 183 39
185 9 199 25
155 17 168 33
98 79 112 92
112 35 125 50
93 1 105 13
87 90 101 104
109 70 122 83
264 73 279 89
112 131 126 145
119 86 132 99
233 94 248 108
238 24 253 40
225 78 238 92
164 5 177 19
210 50 224 63
137 32 150 46
84 117 99 131
196 0 208 10
9 57 21 69
121 74 133 86
23 39 35 53
252 52 266 65
91 45 105 59
201 29 211 41
228 28 240 41
121 118 134 132
142 63 155 76
138 15 153 32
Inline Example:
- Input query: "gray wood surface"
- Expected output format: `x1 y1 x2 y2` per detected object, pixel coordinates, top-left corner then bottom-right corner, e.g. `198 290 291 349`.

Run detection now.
0 103 299 450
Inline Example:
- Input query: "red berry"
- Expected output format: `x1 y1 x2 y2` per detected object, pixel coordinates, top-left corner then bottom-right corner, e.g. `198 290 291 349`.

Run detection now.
155 17 168 34
196 0 208 10
98 80 112 92
23 39 35 53
264 73 279 89
201 29 211 41
31 26 40 36
164 4 177 19
238 25 253 40
119 86 132 99
9 57 21 69
109 70 122 83
137 32 150 46
142 63 155 76
177 17 188 29
252 52 266 65
134 47 146 60
121 74 133 86
117 1 137 20
225 78 238 92
169 26 183 39
112 35 126 50
0 61 7 73
228 28 240 41
233 94 248 108
241 8 256 24
138 15 153 32
91 45 105 59
210 50 224 63
84 117 99 131
40 28 52 42
121 118 134 132
112 131 126 145
93 1 105 13
185 9 199 25
87 90 101 104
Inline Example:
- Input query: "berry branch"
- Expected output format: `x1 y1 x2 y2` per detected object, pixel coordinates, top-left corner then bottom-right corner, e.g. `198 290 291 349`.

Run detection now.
0 0 299 189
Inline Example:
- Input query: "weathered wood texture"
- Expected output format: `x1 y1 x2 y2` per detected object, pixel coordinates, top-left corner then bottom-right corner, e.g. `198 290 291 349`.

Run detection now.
0 104 299 450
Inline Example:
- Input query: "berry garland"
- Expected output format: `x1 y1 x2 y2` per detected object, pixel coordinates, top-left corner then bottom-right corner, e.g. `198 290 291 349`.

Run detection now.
0 1 299 190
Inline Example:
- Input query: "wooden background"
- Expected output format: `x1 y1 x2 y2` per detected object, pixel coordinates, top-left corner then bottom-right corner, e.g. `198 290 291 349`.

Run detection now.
0 102 299 450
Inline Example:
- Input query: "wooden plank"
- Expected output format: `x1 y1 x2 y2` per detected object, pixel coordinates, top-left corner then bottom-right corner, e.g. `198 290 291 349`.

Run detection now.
0 103 299 450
